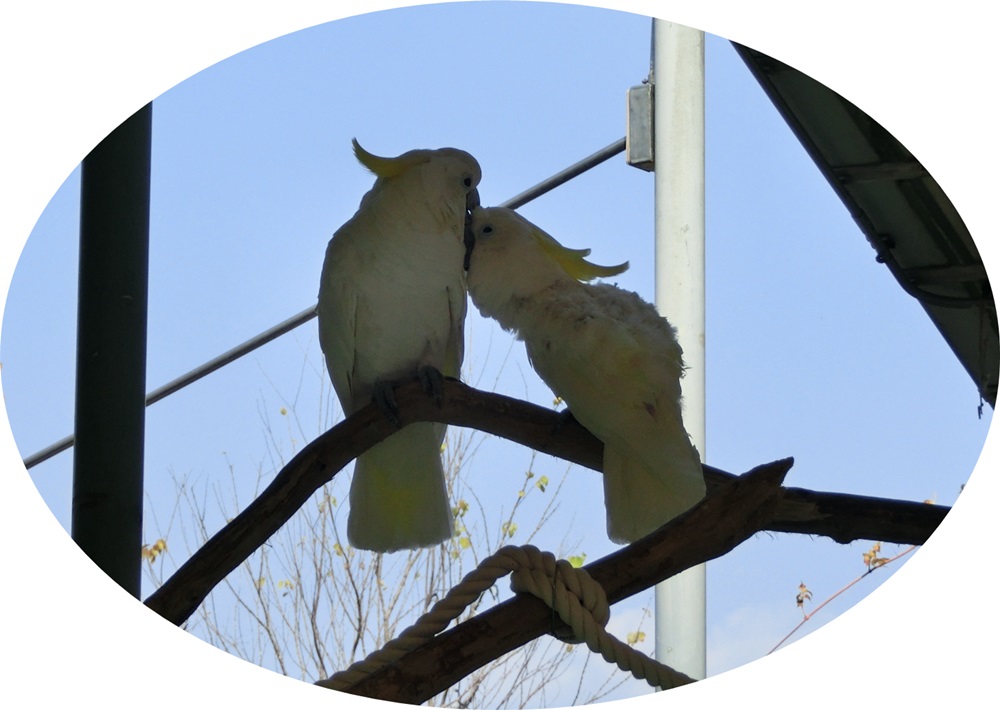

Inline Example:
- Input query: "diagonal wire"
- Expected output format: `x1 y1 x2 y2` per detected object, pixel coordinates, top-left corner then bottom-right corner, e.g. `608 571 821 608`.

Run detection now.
499 138 625 209
23 138 627 470
23 306 318 469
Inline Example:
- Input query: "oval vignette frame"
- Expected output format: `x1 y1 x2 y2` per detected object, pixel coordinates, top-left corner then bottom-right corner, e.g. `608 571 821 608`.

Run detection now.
1 2 995 709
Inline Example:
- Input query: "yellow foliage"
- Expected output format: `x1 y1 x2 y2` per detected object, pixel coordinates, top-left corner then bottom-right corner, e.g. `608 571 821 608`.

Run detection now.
626 631 646 646
862 542 889 570
141 538 168 563
795 582 813 610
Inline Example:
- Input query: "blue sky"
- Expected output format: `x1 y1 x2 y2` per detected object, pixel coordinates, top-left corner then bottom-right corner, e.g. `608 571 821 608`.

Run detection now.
2 2 997 708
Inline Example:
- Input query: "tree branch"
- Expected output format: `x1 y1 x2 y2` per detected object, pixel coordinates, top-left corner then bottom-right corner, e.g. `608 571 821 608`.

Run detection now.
331 458 793 703
144 378 950 628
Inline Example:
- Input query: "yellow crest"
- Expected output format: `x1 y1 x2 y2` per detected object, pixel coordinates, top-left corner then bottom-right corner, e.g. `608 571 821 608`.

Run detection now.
530 225 629 281
352 138 431 178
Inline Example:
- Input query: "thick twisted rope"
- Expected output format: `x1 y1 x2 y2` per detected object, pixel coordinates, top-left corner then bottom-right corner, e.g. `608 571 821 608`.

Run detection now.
316 544 695 693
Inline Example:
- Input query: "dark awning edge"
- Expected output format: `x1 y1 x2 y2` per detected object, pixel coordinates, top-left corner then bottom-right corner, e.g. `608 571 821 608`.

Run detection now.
733 42 998 408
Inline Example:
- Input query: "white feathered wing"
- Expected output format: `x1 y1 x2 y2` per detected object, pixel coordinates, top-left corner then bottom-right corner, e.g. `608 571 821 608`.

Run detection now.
466 206 705 543
521 283 705 542
318 141 480 552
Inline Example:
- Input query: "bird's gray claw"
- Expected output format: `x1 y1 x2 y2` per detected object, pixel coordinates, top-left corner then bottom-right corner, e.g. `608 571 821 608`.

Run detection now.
418 366 445 408
373 381 401 428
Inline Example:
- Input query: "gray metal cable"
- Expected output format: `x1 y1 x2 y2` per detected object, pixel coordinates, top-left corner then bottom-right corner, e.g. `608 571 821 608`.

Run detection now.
23 305 319 469
499 138 625 209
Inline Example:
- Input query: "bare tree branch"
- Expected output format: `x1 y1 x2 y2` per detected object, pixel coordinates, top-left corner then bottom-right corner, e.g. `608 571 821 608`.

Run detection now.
144 378 950 628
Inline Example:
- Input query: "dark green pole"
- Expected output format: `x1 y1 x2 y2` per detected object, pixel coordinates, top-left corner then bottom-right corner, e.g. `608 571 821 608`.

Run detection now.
72 103 152 598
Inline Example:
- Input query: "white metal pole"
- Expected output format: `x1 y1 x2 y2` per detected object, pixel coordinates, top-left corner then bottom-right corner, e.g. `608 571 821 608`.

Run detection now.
652 19 707 681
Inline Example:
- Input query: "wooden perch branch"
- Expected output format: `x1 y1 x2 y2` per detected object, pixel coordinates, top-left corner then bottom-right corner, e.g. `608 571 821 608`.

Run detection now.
334 458 793 703
144 378 950 628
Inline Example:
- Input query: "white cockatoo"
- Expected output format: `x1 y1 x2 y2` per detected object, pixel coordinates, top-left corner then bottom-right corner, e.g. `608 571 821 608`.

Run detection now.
465 206 706 543
317 139 482 552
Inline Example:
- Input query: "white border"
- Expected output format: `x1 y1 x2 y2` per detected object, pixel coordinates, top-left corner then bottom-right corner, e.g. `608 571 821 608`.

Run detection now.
2 1 995 707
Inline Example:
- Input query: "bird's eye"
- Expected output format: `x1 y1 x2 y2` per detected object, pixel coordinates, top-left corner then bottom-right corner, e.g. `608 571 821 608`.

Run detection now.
482 225 493 235
463 177 473 188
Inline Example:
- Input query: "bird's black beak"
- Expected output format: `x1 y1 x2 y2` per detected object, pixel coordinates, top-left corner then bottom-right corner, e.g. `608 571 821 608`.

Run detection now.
466 187 481 213
463 214 475 272
463 188 480 272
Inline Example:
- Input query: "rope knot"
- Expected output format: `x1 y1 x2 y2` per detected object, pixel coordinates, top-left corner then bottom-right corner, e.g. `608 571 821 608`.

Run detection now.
317 543 695 693
504 545 609 643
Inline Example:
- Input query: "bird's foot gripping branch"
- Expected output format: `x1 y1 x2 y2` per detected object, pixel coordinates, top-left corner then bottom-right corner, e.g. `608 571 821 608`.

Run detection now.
144 377 948 634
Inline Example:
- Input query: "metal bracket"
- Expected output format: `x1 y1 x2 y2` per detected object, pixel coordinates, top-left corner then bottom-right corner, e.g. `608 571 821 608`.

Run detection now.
626 82 655 171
